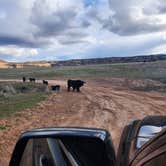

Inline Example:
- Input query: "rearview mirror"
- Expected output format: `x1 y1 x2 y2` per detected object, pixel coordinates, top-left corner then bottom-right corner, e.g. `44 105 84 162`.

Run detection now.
9 127 116 166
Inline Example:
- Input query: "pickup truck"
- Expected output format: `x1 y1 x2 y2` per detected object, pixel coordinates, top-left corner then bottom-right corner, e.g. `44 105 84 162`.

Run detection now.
9 115 166 166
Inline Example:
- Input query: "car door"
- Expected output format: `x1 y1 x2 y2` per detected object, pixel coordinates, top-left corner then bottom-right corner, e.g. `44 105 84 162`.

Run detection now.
129 128 166 166
117 120 141 166
117 115 166 166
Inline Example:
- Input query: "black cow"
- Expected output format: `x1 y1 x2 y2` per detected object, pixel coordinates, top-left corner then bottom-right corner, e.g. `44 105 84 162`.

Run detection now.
67 79 85 92
43 80 48 85
22 77 26 83
29 78 36 82
51 85 60 92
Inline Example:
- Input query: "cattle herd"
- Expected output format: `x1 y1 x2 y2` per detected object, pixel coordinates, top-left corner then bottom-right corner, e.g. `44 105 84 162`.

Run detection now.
22 77 85 92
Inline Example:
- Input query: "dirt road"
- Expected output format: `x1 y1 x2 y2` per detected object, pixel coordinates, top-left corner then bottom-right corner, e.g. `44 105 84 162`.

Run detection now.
0 79 166 165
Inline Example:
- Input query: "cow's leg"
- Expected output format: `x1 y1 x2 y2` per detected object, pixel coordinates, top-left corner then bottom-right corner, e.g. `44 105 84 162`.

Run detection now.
68 86 70 91
77 87 80 92
73 86 76 91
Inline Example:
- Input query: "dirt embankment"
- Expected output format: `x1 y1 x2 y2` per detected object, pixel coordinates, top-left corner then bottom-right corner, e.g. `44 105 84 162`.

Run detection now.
0 79 166 165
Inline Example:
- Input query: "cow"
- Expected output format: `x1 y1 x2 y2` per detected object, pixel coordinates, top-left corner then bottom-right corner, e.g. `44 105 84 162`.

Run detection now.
22 77 26 83
43 80 48 85
51 85 60 92
29 77 36 82
67 79 85 92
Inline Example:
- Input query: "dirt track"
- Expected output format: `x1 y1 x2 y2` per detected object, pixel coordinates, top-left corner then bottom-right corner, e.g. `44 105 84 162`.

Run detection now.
0 79 166 165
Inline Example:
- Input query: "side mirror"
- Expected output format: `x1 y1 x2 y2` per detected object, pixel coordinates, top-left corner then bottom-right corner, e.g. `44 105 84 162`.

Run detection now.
136 125 166 148
130 128 166 166
10 127 116 166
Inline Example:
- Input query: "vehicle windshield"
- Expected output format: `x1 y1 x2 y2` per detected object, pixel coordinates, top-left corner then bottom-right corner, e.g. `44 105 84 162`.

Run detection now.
0 0 166 165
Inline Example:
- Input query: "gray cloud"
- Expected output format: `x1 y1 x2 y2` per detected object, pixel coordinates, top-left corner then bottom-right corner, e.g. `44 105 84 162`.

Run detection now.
103 17 166 36
31 9 77 37
0 0 88 48
81 20 91 27
31 0 82 36
158 6 166 14
0 34 36 47
30 0 90 46
63 30 88 39
58 39 87 45
0 0 89 48
103 0 166 36
86 7 101 22
143 0 166 15
0 33 51 48
57 30 88 45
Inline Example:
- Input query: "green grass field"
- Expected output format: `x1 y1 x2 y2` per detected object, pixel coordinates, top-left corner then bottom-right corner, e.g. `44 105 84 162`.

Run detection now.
0 82 49 118
0 61 166 82
0 61 166 118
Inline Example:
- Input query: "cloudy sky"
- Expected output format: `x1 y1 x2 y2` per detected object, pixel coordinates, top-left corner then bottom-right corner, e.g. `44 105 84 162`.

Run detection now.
0 0 166 62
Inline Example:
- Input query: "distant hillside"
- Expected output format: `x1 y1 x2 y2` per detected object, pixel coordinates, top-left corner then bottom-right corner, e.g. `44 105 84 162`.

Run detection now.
0 61 51 68
17 61 51 68
0 54 166 68
0 60 11 68
51 54 166 67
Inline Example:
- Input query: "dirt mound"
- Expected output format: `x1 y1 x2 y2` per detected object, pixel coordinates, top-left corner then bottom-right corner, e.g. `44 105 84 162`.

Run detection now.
0 85 16 96
0 79 166 165
95 78 166 92
0 82 49 95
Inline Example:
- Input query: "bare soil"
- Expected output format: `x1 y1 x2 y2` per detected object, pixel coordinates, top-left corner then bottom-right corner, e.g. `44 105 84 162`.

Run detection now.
0 79 166 165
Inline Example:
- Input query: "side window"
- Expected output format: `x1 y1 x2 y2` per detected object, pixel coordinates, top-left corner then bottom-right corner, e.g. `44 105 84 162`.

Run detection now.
19 138 55 166
20 139 33 166
33 138 55 166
